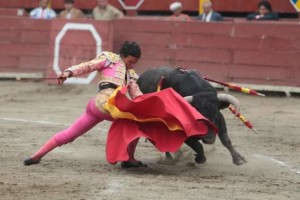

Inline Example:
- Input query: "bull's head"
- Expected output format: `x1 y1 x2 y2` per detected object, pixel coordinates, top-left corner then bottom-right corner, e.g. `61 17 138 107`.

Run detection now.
184 94 240 115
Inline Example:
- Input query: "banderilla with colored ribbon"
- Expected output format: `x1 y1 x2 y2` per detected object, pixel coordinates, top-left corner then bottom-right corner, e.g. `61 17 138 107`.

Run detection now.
15 77 58 81
204 77 265 97
228 106 258 134
15 77 67 85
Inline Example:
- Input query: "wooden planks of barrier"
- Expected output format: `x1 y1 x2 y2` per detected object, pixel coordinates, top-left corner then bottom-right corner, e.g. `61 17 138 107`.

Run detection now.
0 16 299 92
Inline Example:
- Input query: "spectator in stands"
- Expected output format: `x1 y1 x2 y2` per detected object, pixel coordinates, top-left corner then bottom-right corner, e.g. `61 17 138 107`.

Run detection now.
198 0 222 22
247 0 279 21
167 2 191 21
60 0 84 19
30 0 56 19
92 0 124 20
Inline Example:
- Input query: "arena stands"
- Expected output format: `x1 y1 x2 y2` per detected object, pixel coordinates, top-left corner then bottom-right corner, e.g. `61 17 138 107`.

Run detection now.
0 0 298 16
0 0 299 95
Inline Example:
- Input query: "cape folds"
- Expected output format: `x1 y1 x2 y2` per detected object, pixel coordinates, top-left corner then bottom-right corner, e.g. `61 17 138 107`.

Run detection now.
104 86 217 164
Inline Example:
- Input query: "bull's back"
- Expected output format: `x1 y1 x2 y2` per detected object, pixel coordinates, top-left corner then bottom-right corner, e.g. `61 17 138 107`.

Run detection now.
137 67 216 97
137 67 174 94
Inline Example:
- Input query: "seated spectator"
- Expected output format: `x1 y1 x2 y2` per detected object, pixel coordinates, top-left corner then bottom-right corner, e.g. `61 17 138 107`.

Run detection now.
60 0 84 19
167 2 191 21
247 0 279 21
30 0 56 19
198 0 222 22
92 0 124 21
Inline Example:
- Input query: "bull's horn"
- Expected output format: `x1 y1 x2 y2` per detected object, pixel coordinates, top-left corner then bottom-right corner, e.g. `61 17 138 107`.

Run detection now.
217 94 240 114
184 95 193 103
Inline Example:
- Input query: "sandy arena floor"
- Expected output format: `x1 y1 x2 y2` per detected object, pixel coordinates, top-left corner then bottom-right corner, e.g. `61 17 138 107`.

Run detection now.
0 81 299 200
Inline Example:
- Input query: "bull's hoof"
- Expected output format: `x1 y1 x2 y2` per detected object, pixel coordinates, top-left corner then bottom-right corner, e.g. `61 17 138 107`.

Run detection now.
23 157 40 166
121 161 147 168
233 156 247 166
194 154 206 164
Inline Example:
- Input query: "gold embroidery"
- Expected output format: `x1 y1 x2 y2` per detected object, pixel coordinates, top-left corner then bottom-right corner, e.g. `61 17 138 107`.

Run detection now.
65 54 107 76
98 60 127 86
127 69 139 80
95 88 115 113
65 52 118 75
100 51 120 63
98 76 126 86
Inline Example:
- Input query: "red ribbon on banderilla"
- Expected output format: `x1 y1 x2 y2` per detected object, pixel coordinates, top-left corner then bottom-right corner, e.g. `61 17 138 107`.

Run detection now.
228 106 258 134
201 77 262 133
204 77 265 97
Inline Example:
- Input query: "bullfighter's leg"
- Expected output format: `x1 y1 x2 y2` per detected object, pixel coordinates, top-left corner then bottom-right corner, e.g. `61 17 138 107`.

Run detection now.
23 98 111 166
184 136 206 164
217 112 247 165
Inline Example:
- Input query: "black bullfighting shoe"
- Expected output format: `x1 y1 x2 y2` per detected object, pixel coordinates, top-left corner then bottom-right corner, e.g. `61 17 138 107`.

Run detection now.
121 161 148 168
23 157 40 166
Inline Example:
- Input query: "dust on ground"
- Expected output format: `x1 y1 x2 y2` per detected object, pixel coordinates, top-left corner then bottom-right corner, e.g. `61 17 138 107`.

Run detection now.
0 81 299 200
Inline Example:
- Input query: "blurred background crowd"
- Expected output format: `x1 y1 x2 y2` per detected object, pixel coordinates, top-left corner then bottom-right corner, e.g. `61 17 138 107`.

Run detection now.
11 0 298 21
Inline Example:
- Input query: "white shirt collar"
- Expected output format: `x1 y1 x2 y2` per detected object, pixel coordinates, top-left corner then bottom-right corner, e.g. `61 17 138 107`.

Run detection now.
203 10 213 22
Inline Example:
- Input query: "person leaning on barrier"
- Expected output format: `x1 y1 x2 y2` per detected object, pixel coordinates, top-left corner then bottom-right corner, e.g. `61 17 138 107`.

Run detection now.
60 0 84 19
92 0 124 21
198 0 223 22
247 0 279 21
167 2 191 21
30 0 56 19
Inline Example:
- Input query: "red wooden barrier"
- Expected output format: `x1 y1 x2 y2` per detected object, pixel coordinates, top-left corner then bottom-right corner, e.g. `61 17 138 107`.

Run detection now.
0 8 23 16
0 16 299 89
46 19 114 83
113 18 300 87
0 16 51 73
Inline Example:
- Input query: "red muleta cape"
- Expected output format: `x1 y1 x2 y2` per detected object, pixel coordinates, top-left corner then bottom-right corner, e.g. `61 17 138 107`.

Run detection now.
105 86 217 164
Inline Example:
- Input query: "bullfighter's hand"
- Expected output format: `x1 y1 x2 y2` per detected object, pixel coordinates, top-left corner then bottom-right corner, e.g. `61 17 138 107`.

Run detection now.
57 71 71 85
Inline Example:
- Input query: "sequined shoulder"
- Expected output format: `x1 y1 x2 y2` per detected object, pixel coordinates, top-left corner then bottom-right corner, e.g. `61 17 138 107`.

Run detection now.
99 51 120 63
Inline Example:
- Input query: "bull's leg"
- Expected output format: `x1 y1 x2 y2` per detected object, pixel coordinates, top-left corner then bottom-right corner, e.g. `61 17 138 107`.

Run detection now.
165 152 174 160
184 137 206 164
202 129 216 144
217 112 247 165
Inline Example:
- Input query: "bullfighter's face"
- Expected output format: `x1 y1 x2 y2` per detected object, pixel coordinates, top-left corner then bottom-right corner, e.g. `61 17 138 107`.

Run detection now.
122 56 139 69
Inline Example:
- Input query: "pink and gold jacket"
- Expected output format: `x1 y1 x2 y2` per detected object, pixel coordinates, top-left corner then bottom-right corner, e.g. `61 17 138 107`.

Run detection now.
64 51 139 112
65 51 139 87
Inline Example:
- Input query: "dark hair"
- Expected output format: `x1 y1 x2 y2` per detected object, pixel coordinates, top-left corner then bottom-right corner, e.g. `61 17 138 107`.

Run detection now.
64 0 74 3
119 41 141 58
258 0 272 12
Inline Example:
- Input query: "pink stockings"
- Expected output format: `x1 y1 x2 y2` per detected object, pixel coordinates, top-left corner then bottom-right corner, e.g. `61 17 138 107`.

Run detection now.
53 98 112 145
30 98 138 163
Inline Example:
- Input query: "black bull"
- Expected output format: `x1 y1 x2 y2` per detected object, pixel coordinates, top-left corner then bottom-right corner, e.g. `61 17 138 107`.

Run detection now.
136 67 247 165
